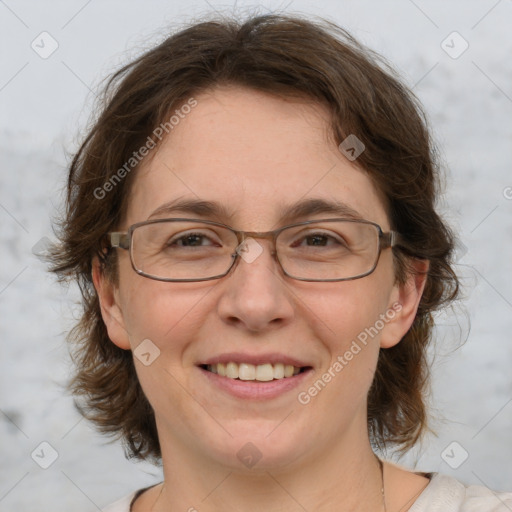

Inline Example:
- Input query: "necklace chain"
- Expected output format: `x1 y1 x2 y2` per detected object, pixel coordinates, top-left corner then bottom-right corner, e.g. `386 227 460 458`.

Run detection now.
377 455 387 512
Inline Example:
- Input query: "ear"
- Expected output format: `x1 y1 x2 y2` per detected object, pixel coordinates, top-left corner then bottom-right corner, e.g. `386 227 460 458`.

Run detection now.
380 259 429 349
91 256 131 350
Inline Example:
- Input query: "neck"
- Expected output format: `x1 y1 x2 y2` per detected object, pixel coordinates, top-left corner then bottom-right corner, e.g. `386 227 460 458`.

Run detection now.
152 421 385 512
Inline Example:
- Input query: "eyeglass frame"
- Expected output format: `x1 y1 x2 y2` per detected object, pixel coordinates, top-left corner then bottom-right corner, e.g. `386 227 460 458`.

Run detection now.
108 217 403 283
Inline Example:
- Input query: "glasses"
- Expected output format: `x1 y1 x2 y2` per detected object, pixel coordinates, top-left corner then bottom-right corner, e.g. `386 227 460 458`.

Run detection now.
108 217 401 282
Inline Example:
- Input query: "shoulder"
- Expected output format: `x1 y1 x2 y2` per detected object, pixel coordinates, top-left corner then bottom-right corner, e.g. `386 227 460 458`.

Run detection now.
410 473 512 512
102 491 138 512
102 483 161 512
101 475 512 512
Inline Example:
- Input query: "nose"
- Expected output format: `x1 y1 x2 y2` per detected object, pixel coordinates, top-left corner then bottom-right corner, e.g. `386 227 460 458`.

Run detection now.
216 237 295 332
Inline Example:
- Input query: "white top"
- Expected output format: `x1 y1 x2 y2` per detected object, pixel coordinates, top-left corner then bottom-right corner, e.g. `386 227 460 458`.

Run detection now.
102 473 512 511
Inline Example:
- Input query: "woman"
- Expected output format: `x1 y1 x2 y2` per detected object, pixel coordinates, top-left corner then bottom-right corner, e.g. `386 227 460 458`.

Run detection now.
50 13 512 512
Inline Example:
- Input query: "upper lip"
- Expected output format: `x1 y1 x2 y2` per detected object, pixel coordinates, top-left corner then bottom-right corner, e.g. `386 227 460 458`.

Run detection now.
198 352 311 368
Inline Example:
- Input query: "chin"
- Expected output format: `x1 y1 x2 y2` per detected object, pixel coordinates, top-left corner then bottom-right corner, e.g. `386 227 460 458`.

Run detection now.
199 424 309 473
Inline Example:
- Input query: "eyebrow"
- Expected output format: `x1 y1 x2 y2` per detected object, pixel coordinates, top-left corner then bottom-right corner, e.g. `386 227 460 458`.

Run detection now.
147 197 364 224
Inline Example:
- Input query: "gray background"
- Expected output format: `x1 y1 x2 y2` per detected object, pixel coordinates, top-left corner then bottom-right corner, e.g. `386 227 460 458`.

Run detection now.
1 0 511 510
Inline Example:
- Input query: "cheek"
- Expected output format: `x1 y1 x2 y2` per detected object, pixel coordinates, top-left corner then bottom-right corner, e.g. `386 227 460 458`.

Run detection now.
116 254 185 340
307 272 394 350
300 270 395 398
120 277 206 349
117 275 213 423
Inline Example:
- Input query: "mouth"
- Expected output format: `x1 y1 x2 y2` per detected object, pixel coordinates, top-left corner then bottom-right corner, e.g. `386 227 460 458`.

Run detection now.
196 353 314 399
199 362 311 382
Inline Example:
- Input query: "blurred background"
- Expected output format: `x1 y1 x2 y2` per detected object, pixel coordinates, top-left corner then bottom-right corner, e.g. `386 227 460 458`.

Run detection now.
0 0 511 510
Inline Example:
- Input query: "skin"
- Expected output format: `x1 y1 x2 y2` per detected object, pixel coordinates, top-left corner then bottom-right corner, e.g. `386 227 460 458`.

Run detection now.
94 85 430 511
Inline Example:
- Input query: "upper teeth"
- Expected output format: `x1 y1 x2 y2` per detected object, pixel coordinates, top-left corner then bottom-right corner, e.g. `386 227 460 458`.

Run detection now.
206 362 301 381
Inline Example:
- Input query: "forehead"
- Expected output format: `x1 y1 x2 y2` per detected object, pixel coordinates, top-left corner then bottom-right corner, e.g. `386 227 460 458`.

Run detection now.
127 86 389 229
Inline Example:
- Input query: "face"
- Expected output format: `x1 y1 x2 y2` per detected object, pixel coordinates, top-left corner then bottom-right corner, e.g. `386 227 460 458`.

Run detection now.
96 85 424 473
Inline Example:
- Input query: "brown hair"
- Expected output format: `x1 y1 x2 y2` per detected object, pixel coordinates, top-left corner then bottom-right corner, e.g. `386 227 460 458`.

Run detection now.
50 12 459 462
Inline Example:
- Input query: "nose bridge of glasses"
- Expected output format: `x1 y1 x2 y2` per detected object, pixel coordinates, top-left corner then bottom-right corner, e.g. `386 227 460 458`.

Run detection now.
236 229 279 256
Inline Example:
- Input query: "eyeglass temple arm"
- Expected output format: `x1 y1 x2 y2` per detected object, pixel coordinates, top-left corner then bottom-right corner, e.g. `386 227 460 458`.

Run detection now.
109 232 130 250
381 231 402 250
383 231 420 258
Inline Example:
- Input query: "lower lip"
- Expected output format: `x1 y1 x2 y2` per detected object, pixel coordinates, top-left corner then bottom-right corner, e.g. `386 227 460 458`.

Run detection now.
198 366 313 400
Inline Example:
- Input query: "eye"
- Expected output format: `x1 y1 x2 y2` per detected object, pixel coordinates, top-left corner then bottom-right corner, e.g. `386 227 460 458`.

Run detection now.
292 230 348 249
167 230 221 248
302 233 338 247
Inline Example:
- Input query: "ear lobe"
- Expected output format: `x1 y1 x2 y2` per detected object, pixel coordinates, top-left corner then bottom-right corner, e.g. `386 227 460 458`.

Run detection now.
92 257 131 350
380 259 429 349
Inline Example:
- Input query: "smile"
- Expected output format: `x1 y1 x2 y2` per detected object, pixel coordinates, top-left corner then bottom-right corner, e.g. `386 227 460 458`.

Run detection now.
201 362 307 381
